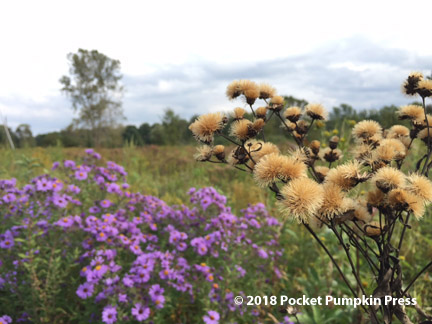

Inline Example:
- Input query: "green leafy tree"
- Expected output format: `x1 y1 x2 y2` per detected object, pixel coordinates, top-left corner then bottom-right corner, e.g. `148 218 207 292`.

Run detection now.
122 125 143 145
15 124 35 147
59 49 124 147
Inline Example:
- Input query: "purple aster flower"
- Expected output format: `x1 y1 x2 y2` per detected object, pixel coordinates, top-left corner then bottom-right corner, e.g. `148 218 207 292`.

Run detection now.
85 148 94 154
89 206 101 213
36 178 52 192
100 200 112 208
203 310 219 324
76 282 94 299
257 248 269 259
131 303 150 321
0 315 12 324
93 152 102 159
51 161 60 170
118 293 128 303
67 184 81 194
56 217 74 228
64 160 76 168
102 305 117 324
75 171 88 181
52 195 68 208
2 193 16 203
106 183 120 194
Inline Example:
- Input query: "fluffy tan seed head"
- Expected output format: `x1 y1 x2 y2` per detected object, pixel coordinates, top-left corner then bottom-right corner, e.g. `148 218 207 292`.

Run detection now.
387 125 411 147
416 79 432 98
226 80 242 100
318 183 349 219
284 106 302 122
278 177 324 223
315 166 329 182
269 95 285 111
319 147 343 163
189 112 225 143
352 120 383 142
249 141 280 166
367 189 386 208
397 104 424 121
232 107 246 120
194 145 213 161
305 103 327 120
405 173 432 203
418 128 432 144
402 71 423 96
213 145 225 158
374 138 406 162
352 201 373 223
388 188 425 219
253 153 307 187
256 107 268 119
251 119 265 133
230 119 253 140
372 166 405 192
259 83 277 99
325 160 367 191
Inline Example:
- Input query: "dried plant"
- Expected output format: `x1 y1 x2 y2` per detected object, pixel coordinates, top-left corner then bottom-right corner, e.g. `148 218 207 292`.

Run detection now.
189 74 432 323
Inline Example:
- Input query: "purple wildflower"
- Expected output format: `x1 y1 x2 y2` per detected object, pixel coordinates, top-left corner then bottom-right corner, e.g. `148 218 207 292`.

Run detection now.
0 315 12 324
75 171 88 181
52 195 68 208
76 282 94 299
102 306 117 324
100 200 112 208
131 303 150 321
36 178 52 192
56 217 74 228
203 310 219 324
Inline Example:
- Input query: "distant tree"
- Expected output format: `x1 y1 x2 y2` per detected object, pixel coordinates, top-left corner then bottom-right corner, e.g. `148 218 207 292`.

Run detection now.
59 49 124 147
122 125 143 145
160 108 190 145
138 123 152 144
15 124 35 147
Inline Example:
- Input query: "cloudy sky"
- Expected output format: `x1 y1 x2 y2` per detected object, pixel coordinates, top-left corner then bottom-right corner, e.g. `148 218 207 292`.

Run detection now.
1 0 432 135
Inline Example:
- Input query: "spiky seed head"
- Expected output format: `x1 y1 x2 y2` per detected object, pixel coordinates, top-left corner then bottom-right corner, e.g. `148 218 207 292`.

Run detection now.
372 166 405 193
405 173 432 203
417 128 432 145
269 95 285 111
374 139 406 162
325 160 367 191
284 106 302 123
244 87 260 105
388 188 425 219
253 153 307 187
352 201 373 223
401 71 423 96
213 145 225 160
397 104 424 121
252 119 265 133
352 120 383 143
315 166 329 182
259 83 277 99
189 112 225 143
249 141 280 167
367 189 386 208
416 79 432 98
305 103 327 120
319 147 342 163
256 106 268 119
278 177 324 223
226 80 243 100
194 145 213 161
230 119 253 141
232 107 246 120
318 183 349 219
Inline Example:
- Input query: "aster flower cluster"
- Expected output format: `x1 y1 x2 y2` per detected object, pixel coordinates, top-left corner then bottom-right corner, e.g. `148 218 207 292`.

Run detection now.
189 75 432 323
0 149 287 323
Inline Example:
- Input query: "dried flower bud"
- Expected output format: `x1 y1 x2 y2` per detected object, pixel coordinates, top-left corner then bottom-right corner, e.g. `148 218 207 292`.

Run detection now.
256 107 268 120
329 136 339 149
309 140 321 155
213 145 225 161
295 120 308 135
364 221 382 237
305 103 327 120
416 79 432 98
232 107 246 121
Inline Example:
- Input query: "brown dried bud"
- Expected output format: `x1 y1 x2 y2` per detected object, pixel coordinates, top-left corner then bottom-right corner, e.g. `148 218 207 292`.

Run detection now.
213 145 225 161
364 221 382 237
309 140 321 155
329 136 339 149
256 107 267 120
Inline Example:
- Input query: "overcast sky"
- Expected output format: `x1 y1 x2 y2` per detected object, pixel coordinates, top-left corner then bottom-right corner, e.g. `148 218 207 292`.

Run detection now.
1 0 432 135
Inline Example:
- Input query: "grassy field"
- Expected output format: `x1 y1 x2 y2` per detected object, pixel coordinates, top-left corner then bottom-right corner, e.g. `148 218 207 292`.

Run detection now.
0 144 431 322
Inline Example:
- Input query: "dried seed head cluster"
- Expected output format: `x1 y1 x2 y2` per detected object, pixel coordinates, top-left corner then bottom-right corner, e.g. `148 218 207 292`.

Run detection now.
190 74 432 239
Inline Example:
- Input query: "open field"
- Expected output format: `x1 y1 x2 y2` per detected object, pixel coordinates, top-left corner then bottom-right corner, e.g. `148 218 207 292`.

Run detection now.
0 145 431 323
